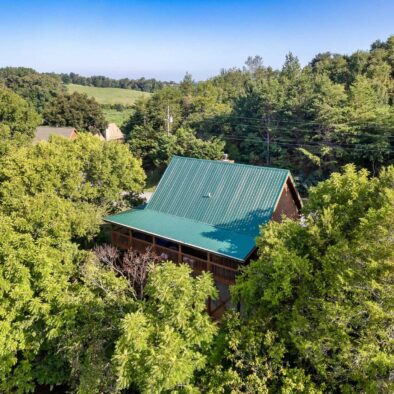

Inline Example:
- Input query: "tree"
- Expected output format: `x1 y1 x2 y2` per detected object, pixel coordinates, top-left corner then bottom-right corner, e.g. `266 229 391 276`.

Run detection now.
0 213 135 393
0 133 145 393
0 86 41 150
180 72 194 96
174 127 225 161
94 244 162 299
128 125 224 172
345 75 393 174
281 52 302 80
127 125 175 171
0 67 65 113
43 92 107 134
233 165 394 392
244 55 264 74
0 134 145 241
199 313 321 393
113 262 217 393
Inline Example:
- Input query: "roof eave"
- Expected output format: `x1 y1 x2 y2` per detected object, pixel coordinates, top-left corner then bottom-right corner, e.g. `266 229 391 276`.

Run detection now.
103 218 248 262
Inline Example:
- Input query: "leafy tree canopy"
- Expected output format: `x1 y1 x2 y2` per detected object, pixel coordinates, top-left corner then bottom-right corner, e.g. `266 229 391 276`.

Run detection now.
128 125 225 172
58 71 175 92
232 165 394 392
0 67 65 113
0 213 135 393
124 35 394 191
0 134 145 241
0 86 41 151
114 263 217 393
200 313 321 393
43 92 108 134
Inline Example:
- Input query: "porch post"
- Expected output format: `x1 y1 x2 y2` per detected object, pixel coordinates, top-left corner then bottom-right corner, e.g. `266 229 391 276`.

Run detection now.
207 252 212 314
110 223 115 245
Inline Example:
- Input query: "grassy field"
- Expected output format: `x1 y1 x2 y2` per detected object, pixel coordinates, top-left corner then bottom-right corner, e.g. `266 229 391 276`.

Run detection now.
102 108 133 126
67 84 150 106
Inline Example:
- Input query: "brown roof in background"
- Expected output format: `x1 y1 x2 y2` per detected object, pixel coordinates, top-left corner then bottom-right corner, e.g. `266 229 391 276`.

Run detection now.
34 126 77 142
104 123 124 141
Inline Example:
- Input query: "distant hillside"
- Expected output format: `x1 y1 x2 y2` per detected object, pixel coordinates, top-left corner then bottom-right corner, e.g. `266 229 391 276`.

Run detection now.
60 72 176 92
67 84 150 106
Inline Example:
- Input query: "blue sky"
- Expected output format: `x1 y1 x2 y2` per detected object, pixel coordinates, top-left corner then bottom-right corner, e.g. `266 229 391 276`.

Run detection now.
0 0 393 81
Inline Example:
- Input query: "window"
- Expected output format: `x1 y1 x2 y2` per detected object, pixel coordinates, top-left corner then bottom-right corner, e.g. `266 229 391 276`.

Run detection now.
182 245 207 260
132 230 153 243
155 237 179 250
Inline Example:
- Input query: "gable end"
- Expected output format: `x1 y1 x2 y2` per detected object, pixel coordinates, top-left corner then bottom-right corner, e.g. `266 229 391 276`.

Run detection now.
272 176 302 222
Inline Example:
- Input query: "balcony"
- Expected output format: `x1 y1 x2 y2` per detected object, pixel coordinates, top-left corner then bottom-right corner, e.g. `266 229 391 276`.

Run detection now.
111 229 239 285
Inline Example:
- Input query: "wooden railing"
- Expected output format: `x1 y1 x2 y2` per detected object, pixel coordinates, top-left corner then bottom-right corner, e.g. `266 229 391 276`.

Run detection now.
112 231 131 249
131 237 151 253
111 230 239 284
155 244 179 262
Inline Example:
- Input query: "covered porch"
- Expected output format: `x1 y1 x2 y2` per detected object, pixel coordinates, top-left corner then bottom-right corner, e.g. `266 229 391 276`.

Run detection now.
110 224 241 286
110 224 244 318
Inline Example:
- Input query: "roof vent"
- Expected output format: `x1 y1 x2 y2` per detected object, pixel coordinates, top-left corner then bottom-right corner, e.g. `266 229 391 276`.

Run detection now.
221 153 234 163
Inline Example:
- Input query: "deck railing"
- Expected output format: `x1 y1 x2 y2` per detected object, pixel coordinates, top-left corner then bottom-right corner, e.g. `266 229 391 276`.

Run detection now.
111 230 238 284
112 231 131 250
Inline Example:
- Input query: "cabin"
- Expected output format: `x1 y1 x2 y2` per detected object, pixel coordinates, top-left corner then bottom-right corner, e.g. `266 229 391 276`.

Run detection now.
34 126 77 143
104 156 302 318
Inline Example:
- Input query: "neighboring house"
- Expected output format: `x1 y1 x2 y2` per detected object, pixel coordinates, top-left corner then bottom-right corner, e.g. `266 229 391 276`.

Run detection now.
101 123 125 142
104 156 302 318
34 126 77 143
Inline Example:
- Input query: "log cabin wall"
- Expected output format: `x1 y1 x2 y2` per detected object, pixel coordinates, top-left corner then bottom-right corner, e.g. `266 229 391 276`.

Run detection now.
272 178 301 222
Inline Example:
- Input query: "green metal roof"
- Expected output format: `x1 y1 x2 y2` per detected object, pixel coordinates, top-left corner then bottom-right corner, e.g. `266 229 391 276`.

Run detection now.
105 156 291 261
104 207 256 260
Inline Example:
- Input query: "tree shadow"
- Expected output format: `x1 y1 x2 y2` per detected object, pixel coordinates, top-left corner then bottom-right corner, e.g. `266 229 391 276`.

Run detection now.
201 208 272 259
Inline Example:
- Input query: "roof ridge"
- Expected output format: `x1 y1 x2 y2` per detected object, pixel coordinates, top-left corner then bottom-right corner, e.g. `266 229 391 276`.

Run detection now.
171 155 290 173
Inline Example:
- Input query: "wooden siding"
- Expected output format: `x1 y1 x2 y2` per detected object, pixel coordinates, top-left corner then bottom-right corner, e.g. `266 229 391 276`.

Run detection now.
272 178 301 222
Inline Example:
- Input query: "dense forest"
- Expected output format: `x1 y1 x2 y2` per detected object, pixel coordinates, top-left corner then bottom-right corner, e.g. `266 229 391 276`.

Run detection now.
0 36 393 393
124 35 394 192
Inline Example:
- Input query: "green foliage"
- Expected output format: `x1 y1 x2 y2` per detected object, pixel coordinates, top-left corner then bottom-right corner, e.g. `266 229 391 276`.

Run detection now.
0 132 147 393
124 35 394 190
60 72 173 92
0 67 65 113
233 165 394 392
0 86 41 150
128 124 225 171
102 106 133 126
0 214 134 393
114 263 217 393
43 92 108 134
0 134 145 241
1 35 394 394
200 313 321 393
